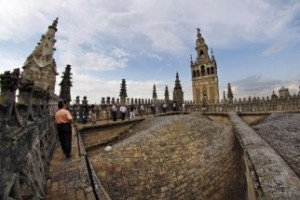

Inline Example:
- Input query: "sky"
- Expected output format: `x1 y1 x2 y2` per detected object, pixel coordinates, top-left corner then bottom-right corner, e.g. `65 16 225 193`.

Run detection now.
1 0 300 104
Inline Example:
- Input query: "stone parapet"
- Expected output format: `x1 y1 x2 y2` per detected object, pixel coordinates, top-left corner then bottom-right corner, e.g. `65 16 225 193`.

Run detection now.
229 112 300 199
0 115 57 199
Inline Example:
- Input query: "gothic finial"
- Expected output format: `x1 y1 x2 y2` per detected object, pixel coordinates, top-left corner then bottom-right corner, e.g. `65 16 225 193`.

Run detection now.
211 48 215 61
197 28 201 35
190 54 193 64
52 17 58 27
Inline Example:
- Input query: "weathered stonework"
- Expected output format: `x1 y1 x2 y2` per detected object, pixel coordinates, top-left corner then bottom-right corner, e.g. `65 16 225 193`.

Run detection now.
19 18 59 105
230 112 300 199
0 116 57 199
253 113 300 178
0 19 60 200
89 114 246 199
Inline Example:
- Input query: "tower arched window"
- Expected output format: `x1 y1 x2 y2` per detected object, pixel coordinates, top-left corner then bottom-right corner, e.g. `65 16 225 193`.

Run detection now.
197 70 200 77
201 65 205 76
193 70 196 78
199 50 204 58
207 68 210 75
211 67 214 74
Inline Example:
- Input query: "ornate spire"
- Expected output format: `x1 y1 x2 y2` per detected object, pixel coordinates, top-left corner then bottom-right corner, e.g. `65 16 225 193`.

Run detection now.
227 83 234 103
164 85 170 103
19 18 59 104
152 84 157 100
49 17 58 31
59 64 73 106
174 72 182 90
119 79 127 104
173 73 184 104
197 28 201 37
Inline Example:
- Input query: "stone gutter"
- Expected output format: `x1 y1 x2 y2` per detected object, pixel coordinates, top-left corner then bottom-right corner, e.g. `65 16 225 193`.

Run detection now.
229 112 300 199
76 127 111 200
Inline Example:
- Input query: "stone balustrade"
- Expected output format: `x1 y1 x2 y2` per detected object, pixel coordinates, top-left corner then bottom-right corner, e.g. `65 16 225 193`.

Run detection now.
0 68 58 199
69 95 300 124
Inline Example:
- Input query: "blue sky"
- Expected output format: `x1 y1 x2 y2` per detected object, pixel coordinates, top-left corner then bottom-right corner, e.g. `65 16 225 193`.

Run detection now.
1 0 300 104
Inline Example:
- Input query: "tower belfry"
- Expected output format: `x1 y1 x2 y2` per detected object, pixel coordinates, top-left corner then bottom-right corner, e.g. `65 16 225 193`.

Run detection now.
190 28 219 104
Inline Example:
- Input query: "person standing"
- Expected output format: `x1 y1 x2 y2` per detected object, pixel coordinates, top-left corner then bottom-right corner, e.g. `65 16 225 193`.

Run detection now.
55 100 76 159
182 103 185 112
173 102 177 112
130 104 135 119
140 104 145 117
163 103 167 113
112 104 117 121
91 104 96 124
151 103 156 115
120 105 127 120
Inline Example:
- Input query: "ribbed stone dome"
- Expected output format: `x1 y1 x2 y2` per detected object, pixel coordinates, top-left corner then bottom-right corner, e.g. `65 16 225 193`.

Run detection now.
90 113 246 199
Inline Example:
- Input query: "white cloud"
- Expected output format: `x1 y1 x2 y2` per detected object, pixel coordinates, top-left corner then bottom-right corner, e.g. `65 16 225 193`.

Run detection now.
140 51 162 61
2 0 300 49
63 72 170 103
1 0 300 102
222 75 300 99
0 54 24 71
262 42 288 56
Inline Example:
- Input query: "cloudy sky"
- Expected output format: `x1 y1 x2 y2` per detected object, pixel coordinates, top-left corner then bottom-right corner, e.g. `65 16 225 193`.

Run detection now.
1 0 300 104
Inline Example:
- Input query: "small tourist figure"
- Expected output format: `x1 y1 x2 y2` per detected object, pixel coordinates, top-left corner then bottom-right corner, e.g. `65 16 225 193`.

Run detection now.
151 103 156 115
112 104 117 121
173 102 177 111
130 104 135 119
163 103 167 113
120 105 127 120
140 104 145 117
91 104 96 124
54 100 76 159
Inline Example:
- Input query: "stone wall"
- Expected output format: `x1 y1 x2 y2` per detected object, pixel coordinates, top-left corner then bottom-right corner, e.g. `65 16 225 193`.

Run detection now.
0 68 58 199
0 116 57 199
252 113 300 178
229 112 300 199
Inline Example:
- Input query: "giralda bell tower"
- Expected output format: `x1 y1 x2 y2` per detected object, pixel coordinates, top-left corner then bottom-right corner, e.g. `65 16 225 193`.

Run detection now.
190 28 219 104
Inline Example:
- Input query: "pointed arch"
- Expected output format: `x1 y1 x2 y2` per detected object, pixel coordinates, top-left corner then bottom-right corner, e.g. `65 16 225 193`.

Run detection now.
207 67 210 75
211 67 214 74
201 65 205 76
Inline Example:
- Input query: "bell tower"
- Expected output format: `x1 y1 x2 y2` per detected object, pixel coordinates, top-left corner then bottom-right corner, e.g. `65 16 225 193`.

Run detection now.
190 28 219 104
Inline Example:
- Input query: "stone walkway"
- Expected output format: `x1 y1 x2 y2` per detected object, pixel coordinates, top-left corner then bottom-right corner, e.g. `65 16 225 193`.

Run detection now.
45 126 96 200
45 117 146 199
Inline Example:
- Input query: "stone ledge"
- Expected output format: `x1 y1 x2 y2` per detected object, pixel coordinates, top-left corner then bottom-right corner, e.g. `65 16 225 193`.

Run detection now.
229 112 300 199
